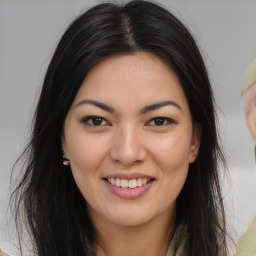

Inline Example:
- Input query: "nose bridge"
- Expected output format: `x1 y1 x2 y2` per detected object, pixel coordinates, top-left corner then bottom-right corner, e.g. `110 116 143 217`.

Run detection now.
110 123 146 165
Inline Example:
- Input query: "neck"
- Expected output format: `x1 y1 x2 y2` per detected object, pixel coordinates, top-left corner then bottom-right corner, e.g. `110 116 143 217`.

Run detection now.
92 209 176 256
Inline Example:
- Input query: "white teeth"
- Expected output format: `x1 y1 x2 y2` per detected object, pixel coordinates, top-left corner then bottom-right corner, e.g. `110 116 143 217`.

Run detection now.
106 177 151 189
142 178 147 185
128 179 136 189
120 179 128 188
115 178 121 187
137 178 142 187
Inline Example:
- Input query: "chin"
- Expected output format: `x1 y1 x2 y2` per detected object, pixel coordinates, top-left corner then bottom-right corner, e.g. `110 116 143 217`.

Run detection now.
103 206 156 227
109 214 153 227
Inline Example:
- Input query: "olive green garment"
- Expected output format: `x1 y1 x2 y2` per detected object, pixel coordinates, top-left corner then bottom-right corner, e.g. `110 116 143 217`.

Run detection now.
235 216 256 256
0 248 8 256
166 237 185 256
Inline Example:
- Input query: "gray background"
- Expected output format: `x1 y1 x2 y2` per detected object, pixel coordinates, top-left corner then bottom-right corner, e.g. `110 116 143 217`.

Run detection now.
1 0 256 254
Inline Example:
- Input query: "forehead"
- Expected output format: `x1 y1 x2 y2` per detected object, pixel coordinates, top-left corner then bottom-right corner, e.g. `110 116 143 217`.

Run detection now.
72 52 189 112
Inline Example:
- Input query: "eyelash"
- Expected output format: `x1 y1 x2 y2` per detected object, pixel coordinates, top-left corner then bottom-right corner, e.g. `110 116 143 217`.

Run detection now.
147 117 176 126
81 116 109 127
81 116 175 127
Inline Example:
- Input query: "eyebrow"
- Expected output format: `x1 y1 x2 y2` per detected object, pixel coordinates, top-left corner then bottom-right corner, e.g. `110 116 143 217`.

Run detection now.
75 99 115 113
140 100 182 114
75 99 182 114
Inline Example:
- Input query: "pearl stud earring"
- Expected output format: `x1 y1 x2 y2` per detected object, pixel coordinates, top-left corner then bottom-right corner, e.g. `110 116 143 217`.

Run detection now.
63 154 70 166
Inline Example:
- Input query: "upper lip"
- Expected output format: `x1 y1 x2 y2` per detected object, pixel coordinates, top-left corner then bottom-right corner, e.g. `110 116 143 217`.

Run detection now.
102 173 155 180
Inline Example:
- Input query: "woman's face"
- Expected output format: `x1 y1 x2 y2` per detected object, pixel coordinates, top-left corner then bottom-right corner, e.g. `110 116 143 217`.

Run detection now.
62 52 200 228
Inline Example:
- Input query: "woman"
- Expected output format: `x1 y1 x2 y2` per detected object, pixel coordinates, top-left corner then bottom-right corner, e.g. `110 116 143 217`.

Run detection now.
11 1 228 255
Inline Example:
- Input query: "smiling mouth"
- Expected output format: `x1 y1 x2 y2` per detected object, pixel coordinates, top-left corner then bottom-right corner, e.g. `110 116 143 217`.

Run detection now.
104 178 154 189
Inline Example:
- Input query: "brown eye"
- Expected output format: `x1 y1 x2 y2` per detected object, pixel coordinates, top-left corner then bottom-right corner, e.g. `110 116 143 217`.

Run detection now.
153 118 165 126
147 117 175 126
81 116 109 126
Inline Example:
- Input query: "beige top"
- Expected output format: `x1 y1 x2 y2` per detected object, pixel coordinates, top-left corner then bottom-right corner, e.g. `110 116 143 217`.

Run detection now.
0 248 8 256
166 238 184 256
235 216 256 256
241 58 256 96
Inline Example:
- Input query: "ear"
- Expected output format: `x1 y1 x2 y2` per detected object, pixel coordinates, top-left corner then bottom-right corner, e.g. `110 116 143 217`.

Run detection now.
189 124 201 163
61 135 68 154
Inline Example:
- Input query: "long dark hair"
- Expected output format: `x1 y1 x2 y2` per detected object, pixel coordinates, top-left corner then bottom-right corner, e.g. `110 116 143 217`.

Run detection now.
12 1 228 255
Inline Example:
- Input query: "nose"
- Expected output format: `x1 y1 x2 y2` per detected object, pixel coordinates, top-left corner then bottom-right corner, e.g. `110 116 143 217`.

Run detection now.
110 125 147 166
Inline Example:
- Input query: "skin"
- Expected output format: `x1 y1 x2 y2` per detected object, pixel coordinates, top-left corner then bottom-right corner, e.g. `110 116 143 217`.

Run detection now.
242 83 256 142
62 52 200 256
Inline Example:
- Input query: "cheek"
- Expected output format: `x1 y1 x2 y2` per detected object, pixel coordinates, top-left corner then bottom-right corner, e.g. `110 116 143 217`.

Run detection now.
147 134 190 212
147 133 192 170
155 134 190 201
66 132 110 175
66 133 111 202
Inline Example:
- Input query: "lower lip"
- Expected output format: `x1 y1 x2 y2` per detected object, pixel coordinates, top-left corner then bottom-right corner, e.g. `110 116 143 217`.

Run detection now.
104 180 154 199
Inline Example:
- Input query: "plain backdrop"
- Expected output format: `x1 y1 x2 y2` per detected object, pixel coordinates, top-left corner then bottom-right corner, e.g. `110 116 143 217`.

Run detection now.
1 0 256 254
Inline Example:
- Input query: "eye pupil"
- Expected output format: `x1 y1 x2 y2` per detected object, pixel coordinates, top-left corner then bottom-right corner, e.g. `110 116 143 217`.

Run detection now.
92 117 103 125
154 118 165 125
